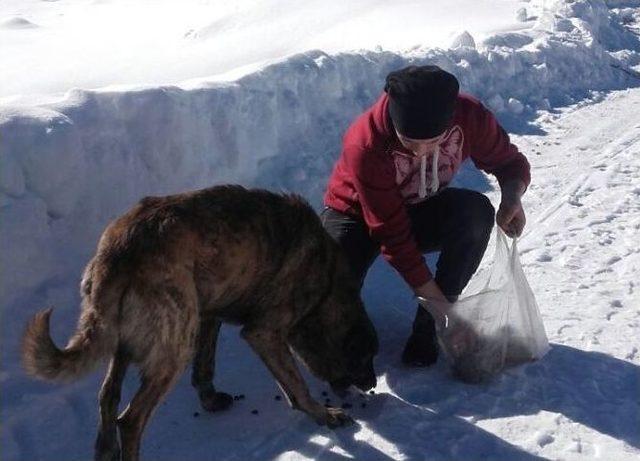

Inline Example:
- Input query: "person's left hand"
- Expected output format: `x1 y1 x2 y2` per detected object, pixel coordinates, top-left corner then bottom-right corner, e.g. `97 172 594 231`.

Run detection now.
497 181 527 238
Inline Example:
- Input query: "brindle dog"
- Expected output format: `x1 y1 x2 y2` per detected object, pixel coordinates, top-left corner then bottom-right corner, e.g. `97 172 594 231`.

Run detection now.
22 185 378 461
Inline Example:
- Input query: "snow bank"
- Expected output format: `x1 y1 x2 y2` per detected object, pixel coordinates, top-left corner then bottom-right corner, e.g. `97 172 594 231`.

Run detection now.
1 0 639 315
1 0 639 311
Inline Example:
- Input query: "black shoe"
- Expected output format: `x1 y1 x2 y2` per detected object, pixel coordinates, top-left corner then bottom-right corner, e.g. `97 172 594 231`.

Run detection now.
401 306 439 367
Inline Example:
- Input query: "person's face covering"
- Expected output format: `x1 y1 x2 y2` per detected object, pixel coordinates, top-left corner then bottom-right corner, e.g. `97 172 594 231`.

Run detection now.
396 129 447 157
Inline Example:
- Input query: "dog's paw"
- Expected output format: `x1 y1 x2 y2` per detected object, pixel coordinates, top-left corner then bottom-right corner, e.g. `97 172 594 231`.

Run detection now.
316 406 354 429
199 390 233 412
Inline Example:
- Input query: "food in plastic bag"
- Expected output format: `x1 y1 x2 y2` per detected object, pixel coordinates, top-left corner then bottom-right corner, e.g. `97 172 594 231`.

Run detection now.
420 228 550 383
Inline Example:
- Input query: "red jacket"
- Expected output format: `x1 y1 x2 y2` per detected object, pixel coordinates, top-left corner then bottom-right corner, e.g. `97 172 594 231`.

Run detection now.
324 92 530 288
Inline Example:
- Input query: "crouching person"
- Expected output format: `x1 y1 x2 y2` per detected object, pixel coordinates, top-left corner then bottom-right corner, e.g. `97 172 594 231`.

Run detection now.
322 65 530 366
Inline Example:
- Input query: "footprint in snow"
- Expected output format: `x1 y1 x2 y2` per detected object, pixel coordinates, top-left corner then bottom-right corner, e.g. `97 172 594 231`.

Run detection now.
565 439 583 453
0 17 39 29
606 255 621 265
536 252 553 262
535 431 555 447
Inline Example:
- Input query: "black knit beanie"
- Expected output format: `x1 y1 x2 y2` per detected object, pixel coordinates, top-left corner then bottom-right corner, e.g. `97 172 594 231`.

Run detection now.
385 65 460 139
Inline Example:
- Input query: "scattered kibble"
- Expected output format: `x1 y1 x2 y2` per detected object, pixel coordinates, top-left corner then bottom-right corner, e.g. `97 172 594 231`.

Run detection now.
324 398 331 405
251 409 259 415
341 402 352 409
275 395 282 401
368 390 375 395
361 403 367 409
193 411 200 418
321 391 328 397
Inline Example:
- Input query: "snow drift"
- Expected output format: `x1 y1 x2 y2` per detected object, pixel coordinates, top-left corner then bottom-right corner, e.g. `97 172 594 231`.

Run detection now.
1 0 639 312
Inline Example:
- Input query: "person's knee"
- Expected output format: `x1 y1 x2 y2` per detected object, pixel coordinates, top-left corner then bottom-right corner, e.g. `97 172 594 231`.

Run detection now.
478 194 496 228
466 193 495 241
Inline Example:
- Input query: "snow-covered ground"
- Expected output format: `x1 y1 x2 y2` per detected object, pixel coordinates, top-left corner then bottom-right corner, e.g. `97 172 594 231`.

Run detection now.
1 1 640 460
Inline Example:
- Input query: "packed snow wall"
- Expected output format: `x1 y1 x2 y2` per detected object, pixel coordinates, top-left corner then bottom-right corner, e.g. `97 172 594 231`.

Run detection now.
1 0 639 317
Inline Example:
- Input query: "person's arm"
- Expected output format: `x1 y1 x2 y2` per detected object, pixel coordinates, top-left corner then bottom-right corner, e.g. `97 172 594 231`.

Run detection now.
497 178 527 237
467 101 531 237
414 279 452 325
346 144 432 289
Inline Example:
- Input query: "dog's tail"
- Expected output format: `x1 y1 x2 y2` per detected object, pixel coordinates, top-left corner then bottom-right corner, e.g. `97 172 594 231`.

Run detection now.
21 262 121 382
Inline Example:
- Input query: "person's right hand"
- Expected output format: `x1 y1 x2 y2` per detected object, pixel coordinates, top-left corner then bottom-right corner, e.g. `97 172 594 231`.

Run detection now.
439 317 478 358
416 291 478 359
414 279 451 327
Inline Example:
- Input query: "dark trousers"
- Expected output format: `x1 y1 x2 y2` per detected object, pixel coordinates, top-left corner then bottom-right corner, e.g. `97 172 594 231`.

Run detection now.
321 188 495 300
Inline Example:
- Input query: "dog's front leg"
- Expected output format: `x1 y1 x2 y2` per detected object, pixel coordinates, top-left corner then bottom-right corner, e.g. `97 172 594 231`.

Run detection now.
241 327 353 428
191 316 233 412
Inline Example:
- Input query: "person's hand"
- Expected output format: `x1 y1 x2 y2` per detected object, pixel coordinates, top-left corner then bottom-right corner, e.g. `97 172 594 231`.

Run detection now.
414 280 451 328
497 180 527 238
439 317 478 358
416 298 478 358
415 283 479 359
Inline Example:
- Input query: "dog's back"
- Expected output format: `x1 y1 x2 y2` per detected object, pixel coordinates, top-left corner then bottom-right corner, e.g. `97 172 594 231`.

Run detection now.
23 185 332 378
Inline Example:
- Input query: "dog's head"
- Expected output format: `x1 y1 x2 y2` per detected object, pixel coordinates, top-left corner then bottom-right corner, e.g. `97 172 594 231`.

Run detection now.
288 255 378 394
328 308 379 395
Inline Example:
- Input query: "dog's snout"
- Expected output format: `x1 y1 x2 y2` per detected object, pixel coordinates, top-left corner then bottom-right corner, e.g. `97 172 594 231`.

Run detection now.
356 374 376 391
353 365 377 391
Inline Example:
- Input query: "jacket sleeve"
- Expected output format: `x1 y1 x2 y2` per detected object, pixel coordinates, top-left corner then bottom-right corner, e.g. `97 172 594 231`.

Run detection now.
345 144 432 288
468 102 531 189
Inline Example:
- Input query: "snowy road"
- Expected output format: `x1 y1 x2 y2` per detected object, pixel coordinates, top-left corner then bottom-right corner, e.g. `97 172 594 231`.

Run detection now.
2 88 639 461
472 88 640 460
354 87 640 461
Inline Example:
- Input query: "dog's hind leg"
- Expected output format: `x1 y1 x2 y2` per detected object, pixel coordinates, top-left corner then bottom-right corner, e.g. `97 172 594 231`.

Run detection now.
241 327 353 428
95 346 130 461
117 366 180 461
116 276 198 461
191 316 233 412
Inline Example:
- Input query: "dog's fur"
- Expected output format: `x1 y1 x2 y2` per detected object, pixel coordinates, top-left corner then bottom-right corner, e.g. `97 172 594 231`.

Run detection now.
22 185 378 461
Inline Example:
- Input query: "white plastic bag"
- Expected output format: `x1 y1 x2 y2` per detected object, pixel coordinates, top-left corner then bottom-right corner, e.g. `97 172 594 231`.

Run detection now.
432 228 550 383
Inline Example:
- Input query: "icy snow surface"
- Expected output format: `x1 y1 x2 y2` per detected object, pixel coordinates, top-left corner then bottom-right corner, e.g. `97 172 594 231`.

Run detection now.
1 1 640 460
